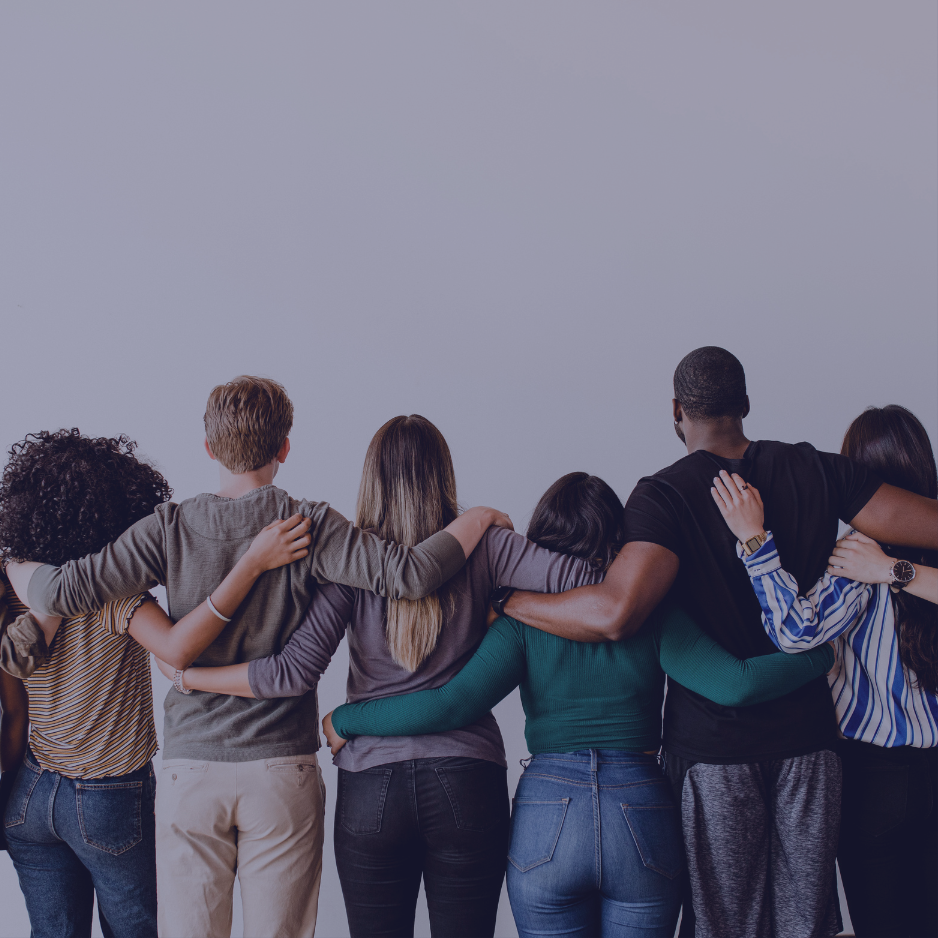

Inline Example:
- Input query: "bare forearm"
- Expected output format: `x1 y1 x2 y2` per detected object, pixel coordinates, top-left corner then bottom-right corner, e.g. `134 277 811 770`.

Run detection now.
851 484 938 550
906 565 938 604
504 541 679 642
180 663 255 697
444 507 507 559
504 584 632 642
129 551 265 669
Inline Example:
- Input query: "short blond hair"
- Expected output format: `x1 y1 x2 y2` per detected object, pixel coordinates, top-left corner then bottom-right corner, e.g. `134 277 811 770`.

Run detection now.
204 376 294 473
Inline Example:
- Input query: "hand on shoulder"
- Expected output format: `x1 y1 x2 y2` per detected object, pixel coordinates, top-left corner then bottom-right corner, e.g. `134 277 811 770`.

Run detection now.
710 470 765 544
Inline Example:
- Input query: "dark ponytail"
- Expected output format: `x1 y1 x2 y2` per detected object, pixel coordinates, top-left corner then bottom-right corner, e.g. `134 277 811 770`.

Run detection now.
842 405 938 694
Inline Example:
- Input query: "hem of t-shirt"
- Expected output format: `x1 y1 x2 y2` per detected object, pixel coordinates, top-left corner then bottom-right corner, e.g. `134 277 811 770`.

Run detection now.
621 532 680 554
29 741 159 779
842 477 883 526
662 738 837 766
163 738 321 763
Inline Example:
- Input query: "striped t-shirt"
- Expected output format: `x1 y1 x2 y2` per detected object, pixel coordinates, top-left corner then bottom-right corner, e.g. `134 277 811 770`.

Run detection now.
22 593 158 778
741 532 937 748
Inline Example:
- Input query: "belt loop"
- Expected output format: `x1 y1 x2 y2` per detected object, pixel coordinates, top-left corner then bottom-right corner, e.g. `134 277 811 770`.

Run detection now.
590 749 598 774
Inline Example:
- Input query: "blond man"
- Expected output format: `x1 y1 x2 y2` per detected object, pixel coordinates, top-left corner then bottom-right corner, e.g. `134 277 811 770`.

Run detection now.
13 376 510 938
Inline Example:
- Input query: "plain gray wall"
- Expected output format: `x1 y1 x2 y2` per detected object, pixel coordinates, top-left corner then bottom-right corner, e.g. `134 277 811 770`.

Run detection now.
1 3 935 936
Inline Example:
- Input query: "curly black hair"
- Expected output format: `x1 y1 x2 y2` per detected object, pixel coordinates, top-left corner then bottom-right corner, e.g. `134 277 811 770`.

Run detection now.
0 429 172 566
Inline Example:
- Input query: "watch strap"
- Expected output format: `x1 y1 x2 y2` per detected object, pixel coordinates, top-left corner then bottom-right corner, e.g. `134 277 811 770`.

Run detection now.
741 532 768 557
490 586 515 618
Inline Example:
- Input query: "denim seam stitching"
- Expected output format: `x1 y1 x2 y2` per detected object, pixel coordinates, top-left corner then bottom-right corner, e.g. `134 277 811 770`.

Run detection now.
76 780 143 856
508 798 569 873
520 772 594 786
3 763 42 828
340 767 392 835
47 773 61 838
620 804 682 880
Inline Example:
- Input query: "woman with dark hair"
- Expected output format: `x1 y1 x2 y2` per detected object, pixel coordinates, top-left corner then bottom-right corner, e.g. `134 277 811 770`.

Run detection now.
0 429 312 938
320 471 834 938
710 404 937 938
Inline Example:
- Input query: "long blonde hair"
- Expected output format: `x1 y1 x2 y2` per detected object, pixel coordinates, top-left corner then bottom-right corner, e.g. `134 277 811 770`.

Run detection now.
355 415 458 672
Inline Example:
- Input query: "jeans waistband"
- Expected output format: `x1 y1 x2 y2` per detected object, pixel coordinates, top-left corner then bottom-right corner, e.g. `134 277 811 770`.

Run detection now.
530 749 659 767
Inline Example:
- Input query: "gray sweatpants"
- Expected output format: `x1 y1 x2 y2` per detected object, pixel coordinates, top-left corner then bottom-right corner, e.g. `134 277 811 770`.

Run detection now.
666 749 842 938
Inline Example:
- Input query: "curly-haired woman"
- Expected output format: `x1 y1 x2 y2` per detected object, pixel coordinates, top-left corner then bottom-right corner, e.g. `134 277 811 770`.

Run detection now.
711 404 937 938
0 429 312 938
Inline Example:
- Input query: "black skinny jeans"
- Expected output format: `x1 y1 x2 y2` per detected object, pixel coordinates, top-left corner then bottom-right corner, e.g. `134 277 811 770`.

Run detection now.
334 756 510 938
837 738 937 938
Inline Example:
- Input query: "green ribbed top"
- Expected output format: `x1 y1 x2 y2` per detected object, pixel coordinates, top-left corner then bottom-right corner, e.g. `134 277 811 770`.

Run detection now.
331 604 833 754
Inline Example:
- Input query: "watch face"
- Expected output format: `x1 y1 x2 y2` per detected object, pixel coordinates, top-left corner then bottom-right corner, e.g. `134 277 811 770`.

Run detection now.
892 560 915 584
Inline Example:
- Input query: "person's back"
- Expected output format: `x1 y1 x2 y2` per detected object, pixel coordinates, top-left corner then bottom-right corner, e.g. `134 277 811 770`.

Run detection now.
326 470 835 938
244 420 601 938
18 382 505 938
336 524 600 771
496 347 938 938
630 437 877 762
0 428 174 938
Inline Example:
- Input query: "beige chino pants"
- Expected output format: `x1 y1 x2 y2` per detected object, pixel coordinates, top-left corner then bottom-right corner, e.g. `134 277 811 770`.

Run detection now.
155 753 324 938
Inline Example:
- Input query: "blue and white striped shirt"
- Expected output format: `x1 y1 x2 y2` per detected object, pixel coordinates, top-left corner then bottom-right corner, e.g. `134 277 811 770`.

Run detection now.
740 533 937 749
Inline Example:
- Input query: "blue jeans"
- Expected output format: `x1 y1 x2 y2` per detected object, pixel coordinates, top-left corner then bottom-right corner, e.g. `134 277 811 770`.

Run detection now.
506 751 682 938
4 751 157 938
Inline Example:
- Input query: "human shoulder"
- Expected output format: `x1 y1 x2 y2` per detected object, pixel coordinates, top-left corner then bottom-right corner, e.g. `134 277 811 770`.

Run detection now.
468 525 525 571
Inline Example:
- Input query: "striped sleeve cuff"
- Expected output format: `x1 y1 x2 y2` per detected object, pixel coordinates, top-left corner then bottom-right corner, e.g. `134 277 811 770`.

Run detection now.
101 593 152 635
737 531 782 577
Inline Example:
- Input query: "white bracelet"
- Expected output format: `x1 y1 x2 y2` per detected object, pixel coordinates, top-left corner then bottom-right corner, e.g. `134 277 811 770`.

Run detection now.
173 669 192 695
206 594 232 623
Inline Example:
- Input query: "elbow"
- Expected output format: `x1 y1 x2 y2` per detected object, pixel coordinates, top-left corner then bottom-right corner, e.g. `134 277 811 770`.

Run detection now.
162 649 194 671
594 600 644 643
392 582 436 602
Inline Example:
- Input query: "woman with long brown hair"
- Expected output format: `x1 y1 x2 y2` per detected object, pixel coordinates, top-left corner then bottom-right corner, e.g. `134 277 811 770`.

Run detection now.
710 404 937 938
161 414 605 938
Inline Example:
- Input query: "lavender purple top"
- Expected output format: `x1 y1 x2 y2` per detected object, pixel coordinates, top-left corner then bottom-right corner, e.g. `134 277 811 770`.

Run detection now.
248 526 602 771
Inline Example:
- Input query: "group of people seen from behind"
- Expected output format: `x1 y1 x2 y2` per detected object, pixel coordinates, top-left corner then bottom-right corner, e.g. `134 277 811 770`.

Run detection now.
0 346 934 938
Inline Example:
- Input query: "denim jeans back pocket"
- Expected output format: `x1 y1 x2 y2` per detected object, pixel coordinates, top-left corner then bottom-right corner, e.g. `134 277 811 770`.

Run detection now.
76 780 143 855
508 799 569 872
338 768 392 835
621 803 684 880
3 760 42 829
435 761 509 832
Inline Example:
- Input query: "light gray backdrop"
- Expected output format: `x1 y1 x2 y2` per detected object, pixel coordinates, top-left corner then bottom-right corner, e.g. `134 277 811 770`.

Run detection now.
1 3 935 936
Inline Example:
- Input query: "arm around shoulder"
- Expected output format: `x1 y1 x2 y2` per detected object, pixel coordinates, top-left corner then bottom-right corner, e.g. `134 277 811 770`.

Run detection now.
503 541 679 643
26 511 167 618
308 505 511 601
851 483 938 551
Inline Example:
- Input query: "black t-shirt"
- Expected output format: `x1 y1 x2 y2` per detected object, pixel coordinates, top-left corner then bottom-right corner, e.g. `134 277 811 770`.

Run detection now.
624 439 881 763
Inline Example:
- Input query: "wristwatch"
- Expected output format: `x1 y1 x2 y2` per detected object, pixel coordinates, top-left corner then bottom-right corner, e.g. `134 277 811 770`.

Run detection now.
490 586 515 618
888 559 916 591
740 531 768 557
